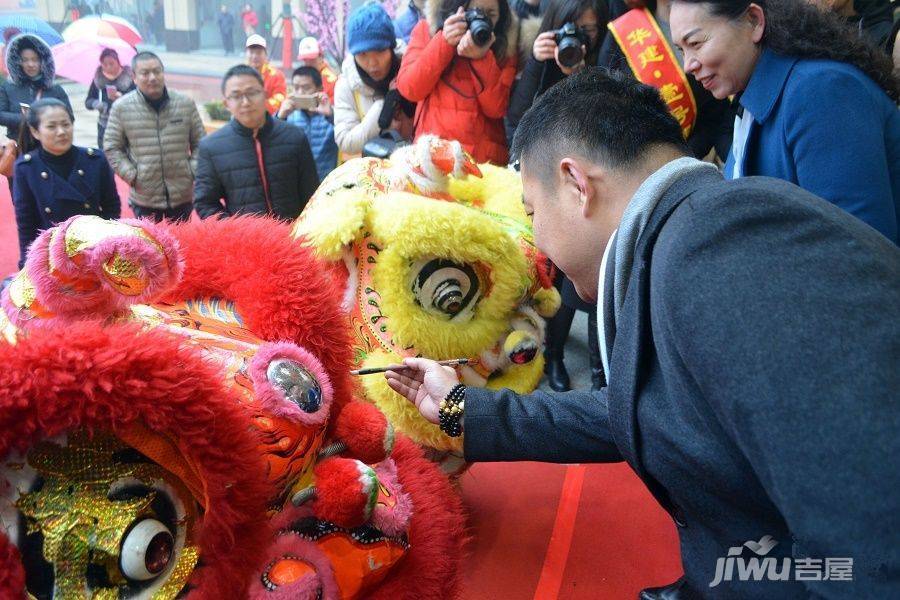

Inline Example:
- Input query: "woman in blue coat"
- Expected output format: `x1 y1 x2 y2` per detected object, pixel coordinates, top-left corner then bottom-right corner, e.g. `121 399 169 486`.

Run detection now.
13 99 121 268
669 0 899 243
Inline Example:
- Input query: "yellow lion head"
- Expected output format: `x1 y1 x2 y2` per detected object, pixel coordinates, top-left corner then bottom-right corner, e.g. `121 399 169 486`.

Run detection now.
294 137 560 455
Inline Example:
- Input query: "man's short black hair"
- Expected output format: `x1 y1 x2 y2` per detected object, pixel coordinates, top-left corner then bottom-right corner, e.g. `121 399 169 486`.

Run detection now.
131 51 163 72
511 68 688 181
292 66 322 89
221 64 265 94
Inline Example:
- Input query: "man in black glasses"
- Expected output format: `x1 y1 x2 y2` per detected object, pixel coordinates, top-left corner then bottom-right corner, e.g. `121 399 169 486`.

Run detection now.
194 64 319 221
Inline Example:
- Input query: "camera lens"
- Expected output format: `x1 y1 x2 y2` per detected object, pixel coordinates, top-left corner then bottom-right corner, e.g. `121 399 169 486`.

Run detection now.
466 9 493 47
557 37 584 68
555 23 585 68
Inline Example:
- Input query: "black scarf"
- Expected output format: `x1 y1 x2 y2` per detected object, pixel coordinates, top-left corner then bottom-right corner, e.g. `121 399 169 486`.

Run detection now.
354 53 416 129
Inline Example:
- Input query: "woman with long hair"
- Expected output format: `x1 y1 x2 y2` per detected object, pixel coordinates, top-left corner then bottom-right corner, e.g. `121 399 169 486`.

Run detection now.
598 0 733 159
508 0 610 392
397 0 518 165
12 98 120 268
670 0 899 243
506 0 608 140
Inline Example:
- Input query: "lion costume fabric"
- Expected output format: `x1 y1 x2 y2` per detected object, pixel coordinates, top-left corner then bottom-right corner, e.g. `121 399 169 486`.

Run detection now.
0 215 464 599
294 137 560 462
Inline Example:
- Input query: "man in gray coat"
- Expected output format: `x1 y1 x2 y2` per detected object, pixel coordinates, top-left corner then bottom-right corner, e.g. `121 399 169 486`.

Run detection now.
386 70 899 599
104 52 205 222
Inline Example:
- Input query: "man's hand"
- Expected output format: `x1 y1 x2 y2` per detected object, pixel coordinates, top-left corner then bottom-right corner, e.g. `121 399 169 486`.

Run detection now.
108 89 121 101
532 31 557 62
315 92 332 117
443 7 468 47
457 30 494 60
384 358 460 425
277 97 296 119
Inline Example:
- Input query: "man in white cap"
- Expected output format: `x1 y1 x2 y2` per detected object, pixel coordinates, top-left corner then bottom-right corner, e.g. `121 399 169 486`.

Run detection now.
245 33 286 115
297 36 337 103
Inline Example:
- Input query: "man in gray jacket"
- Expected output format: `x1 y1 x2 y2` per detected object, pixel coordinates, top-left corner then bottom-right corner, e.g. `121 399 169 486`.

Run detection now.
386 70 899 598
104 52 205 222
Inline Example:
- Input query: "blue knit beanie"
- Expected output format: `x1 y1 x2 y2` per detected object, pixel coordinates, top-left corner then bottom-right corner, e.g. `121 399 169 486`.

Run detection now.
346 2 396 55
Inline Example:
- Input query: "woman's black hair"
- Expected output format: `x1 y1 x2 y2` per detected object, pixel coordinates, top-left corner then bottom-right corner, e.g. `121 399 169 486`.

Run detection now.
540 0 609 34
99 47 120 64
672 0 898 101
17 98 75 153
439 0 514 60
538 0 610 61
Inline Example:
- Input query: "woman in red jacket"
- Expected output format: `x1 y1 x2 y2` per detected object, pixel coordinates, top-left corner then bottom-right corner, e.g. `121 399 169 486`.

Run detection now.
397 0 517 165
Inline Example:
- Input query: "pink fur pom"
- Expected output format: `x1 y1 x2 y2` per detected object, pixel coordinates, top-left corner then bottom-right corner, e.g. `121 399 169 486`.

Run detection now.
372 459 413 537
249 341 334 425
18 216 182 320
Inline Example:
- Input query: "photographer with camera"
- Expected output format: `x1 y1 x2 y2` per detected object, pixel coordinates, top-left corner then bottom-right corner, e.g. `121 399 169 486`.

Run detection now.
508 0 610 392
334 3 415 158
506 0 608 142
397 0 517 165
279 66 338 182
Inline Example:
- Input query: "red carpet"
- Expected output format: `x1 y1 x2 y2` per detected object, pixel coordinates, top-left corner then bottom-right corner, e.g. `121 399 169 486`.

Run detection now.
0 178 683 599
458 462 682 599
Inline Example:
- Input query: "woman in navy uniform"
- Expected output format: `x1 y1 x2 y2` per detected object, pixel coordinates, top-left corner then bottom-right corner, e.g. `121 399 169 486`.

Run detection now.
13 98 121 268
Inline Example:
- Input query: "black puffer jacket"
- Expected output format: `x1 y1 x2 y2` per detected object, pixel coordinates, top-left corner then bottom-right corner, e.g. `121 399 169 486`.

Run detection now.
194 113 320 221
0 33 72 140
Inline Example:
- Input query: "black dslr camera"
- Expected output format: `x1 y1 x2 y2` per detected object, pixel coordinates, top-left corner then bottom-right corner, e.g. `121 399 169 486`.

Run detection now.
465 8 493 47
555 22 588 68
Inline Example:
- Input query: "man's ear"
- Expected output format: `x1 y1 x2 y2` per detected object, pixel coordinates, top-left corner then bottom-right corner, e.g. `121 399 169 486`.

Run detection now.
559 157 597 218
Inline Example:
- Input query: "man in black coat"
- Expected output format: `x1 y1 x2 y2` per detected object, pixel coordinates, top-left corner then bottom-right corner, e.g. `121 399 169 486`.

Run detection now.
385 70 899 599
194 65 319 221
217 4 236 55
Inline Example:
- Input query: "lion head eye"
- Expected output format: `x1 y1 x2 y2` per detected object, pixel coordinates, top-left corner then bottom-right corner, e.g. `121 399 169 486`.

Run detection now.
411 259 481 319
119 518 175 581
266 359 323 413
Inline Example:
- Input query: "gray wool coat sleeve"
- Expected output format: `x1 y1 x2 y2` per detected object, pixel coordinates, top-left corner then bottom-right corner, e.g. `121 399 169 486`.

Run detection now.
463 386 623 464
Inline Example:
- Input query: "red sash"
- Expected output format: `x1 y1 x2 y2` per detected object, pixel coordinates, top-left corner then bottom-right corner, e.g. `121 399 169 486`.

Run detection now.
608 9 697 139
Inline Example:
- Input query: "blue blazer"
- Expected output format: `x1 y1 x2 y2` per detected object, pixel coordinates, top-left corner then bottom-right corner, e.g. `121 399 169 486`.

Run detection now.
13 146 121 267
725 49 900 244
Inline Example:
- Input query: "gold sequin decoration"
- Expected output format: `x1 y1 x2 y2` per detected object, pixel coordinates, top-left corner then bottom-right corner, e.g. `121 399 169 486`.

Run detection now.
8 270 36 310
64 216 148 258
15 431 199 599
102 253 146 296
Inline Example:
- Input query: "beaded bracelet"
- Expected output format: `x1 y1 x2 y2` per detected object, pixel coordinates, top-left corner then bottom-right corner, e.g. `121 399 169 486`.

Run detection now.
439 384 466 437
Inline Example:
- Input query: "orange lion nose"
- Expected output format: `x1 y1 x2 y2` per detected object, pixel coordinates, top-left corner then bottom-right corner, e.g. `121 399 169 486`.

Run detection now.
429 141 483 178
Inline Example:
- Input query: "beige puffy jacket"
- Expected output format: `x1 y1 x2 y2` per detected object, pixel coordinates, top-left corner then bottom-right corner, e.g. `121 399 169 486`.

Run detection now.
103 88 205 209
